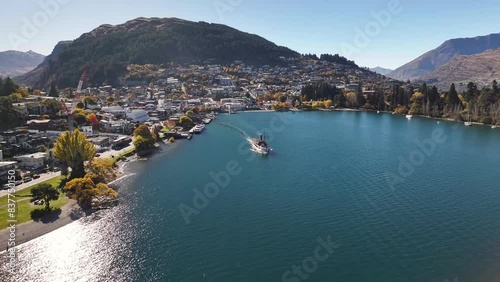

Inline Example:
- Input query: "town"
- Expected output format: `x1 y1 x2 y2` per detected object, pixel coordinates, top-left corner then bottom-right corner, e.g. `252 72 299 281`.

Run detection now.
0 55 395 188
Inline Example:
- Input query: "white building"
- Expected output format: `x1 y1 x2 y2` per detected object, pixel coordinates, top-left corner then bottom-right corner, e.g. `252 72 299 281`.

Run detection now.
14 152 48 168
102 106 126 118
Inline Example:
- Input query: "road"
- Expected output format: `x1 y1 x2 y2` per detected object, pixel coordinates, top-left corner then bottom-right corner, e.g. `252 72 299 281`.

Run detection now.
0 171 62 197
98 143 135 159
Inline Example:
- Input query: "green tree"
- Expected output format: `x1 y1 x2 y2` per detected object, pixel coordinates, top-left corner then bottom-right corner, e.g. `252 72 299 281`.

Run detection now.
333 93 346 107
49 80 59 97
133 124 156 151
53 129 96 179
446 83 461 106
179 116 193 126
31 183 60 210
1 77 19 97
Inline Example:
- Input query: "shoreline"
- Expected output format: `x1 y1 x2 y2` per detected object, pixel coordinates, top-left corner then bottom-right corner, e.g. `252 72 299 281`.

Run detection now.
242 107 499 128
3 110 496 248
0 200 81 251
0 159 134 250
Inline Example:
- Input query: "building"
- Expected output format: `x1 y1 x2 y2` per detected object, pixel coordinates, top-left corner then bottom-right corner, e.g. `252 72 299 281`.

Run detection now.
126 109 150 123
26 119 65 130
14 152 48 168
0 130 30 144
87 136 111 147
0 161 17 183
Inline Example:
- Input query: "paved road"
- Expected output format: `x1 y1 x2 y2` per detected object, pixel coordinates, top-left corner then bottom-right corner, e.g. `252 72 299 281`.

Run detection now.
0 171 62 197
98 144 135 159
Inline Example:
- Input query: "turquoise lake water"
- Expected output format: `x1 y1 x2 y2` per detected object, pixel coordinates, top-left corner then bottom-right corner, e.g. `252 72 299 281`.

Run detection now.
2 111 500 282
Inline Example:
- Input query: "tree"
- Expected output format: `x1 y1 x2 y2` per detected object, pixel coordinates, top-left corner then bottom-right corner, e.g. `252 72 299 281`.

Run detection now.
179 116 193 126
49 80 59 97
446 83 461 106
463 82 478 102
82 96 96 108
64 174 117 208
333 93 346 108
86 113 99 128
0 77 19 97
73 108 87 125
133 124 156 151
324 100 333 108
53 129 96 179
31 183 60 210
86 158 116 183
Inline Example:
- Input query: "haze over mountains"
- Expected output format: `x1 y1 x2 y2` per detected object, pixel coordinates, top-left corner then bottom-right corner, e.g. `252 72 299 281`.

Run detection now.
389 33 500 84
369 67 393 76
0 50 45 78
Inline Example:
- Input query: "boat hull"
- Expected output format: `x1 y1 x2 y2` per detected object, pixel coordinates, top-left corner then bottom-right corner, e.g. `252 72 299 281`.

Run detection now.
250 139 270 155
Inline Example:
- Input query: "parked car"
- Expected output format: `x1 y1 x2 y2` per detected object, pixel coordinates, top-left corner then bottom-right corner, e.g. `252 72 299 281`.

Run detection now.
24 177 32 182
14 180 23 186
33 174 41 179
2 184 12 190
53 167 61 172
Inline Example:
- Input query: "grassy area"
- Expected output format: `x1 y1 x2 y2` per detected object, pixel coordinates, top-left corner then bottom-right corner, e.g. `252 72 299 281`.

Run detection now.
0 176 68 229
110 147 136 165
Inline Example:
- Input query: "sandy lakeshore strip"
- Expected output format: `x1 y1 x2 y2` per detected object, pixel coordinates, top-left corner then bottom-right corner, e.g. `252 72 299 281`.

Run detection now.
0 200 81 250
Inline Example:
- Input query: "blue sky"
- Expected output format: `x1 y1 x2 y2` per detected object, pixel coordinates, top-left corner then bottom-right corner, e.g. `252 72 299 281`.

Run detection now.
1 0 500 69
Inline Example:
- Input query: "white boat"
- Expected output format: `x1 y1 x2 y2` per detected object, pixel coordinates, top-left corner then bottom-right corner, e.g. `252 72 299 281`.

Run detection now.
202 118 212 124
406 115 413 119
250 135 271 155
189 124 205 134
464 113 472 126
492 125 498 129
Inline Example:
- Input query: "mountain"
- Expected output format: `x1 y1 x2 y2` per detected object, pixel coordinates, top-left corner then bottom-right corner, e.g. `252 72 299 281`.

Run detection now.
369 67 393 76
0 50 45 78
17 17 299 89
421 48 500 90
14 41 72 87
388 33 500 81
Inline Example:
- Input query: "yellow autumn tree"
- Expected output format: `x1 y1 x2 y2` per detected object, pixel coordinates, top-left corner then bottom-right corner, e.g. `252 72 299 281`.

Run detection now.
324 100 333 108
86 158 116 183
53 129 96 179
64 174 117 208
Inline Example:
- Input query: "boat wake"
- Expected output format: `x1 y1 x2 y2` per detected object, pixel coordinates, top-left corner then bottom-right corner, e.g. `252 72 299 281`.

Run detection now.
216 122 250 139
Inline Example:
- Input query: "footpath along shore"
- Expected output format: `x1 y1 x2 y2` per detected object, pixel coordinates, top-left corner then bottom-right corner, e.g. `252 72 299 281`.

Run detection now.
0 200 80 250
0 158 133 251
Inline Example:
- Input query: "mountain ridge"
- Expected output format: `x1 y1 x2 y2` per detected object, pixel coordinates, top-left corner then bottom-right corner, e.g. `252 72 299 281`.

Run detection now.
0 50 45 78
369 66 393 76
16 17 300 89
388 33 500 81
421 48 500 90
